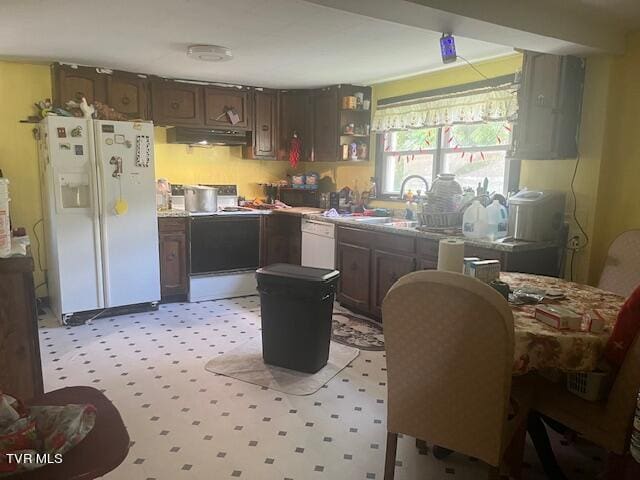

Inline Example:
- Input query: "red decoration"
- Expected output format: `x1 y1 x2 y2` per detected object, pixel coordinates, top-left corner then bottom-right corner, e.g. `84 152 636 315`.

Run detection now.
289 132 301 168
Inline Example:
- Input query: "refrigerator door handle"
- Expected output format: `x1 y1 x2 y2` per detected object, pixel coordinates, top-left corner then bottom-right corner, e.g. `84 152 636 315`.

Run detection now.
94 123 112 307
87 120 105 309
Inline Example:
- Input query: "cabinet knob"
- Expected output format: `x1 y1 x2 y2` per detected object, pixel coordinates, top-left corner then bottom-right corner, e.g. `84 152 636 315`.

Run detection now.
170 101 180 110
261 124 269 132
536 94 545 106
167 252 176 261
121 96 131 106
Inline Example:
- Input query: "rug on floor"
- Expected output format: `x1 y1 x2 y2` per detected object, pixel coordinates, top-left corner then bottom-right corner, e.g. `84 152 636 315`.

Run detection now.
204 337 359 396
332 307 385 351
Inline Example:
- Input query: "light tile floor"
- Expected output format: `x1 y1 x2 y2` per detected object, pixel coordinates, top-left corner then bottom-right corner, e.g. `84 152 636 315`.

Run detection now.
39 296 606 479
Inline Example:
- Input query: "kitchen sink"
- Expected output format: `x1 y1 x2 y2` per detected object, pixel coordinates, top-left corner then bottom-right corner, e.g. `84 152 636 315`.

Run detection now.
345 217 393 224
383 221 418 228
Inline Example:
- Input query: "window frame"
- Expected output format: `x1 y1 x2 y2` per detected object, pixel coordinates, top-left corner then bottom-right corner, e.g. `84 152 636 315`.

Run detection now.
375 124 516 200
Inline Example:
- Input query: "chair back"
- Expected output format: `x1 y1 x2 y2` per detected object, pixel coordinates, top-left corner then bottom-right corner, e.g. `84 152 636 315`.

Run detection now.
598 230 640 298
382 270 515 467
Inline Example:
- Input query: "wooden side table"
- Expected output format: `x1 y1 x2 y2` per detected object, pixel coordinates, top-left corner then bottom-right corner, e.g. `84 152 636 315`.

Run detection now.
0 253 44 400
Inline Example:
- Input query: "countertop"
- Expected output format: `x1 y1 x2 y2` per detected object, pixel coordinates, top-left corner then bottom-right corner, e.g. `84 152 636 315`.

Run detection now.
157 208 559 253
157 207 324 218
303 214 560 253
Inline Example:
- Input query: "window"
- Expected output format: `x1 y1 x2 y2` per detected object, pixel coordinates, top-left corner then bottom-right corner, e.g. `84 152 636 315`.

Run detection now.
378 121 512 198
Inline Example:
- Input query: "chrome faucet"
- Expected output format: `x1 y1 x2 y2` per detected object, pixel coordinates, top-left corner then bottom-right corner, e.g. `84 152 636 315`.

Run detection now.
399 175 429 199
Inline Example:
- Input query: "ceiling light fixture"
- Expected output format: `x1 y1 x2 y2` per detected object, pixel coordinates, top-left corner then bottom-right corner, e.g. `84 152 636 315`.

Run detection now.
187 45 233 62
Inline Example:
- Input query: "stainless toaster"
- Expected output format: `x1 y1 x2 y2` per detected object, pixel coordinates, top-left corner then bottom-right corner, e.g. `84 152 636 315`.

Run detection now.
507 190 566 242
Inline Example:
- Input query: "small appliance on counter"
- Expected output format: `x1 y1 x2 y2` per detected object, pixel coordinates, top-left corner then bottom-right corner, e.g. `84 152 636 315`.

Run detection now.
171 184 238 213
507 190 566 242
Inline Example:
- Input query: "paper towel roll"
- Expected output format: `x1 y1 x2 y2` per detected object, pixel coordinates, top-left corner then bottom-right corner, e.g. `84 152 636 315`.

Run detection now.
437 238 465 273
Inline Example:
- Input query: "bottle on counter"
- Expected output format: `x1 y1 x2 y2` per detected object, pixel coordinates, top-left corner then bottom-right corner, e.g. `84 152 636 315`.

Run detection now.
486 199 509 240
462 200 488 239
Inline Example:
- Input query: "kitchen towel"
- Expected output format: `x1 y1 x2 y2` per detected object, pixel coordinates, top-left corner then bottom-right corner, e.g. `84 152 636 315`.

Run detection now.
437 238 465 273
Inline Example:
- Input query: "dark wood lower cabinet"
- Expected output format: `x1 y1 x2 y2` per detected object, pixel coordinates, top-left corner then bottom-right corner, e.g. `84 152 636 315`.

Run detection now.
337 242 371 312
261 214 301 266
0 255 44 401
158 217 189 301
371 250 416 317
336 225 563 321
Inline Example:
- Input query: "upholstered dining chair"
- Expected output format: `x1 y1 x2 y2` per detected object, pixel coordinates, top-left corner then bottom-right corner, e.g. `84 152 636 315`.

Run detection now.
598 229 640 298
381 270 530 480
529 329 640 458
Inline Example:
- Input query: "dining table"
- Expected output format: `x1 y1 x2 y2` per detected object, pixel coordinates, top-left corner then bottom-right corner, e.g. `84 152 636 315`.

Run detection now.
500 272 626 375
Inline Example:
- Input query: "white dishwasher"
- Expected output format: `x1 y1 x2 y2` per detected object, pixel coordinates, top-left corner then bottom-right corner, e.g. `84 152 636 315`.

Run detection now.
301 219 336 269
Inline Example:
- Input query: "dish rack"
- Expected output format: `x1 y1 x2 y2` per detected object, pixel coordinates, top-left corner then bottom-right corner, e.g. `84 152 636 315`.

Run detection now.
418 211 462 228
566 370 610 402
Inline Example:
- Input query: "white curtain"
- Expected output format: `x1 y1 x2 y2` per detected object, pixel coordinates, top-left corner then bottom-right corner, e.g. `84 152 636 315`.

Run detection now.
371 85 518 131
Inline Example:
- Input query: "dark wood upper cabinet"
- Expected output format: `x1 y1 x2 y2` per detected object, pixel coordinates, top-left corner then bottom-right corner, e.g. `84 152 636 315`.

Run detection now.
52 64 107 106
204 86 251 129
245 89 278 159
511 52 585 160
312 87 339 162
151 80 204 127
106 73 149 120
278 90 312 162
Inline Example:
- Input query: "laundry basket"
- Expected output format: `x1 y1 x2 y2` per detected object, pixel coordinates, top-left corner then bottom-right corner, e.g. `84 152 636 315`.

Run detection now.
566 369 610 402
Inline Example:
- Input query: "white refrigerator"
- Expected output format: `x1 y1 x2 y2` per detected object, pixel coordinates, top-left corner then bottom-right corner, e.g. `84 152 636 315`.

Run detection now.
39 116 160 324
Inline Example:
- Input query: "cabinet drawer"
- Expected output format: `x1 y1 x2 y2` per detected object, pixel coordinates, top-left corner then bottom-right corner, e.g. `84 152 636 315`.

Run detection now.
375 232 415 255
158 217 188 233
337 226 373 247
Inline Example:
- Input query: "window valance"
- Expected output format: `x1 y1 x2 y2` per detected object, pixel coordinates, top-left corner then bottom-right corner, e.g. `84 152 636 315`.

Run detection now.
371 84 518 132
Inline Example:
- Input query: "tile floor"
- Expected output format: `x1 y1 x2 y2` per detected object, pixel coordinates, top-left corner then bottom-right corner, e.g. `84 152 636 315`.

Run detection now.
39 296 606 479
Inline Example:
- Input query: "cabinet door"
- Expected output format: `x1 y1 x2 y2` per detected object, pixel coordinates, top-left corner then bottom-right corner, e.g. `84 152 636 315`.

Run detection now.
337 242 371 312
106 73 149 120
252 90 277 158
418 258 438 270
313 87 338 162
263 215 301 266
159 232 188 297
151 80 204 126
514 52 562 158
53 64 107 106
204 87 251 129
278 91 312 162
371 250 416 317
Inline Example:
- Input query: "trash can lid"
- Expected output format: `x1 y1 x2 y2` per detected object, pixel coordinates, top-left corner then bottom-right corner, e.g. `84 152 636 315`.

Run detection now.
256 264 340 283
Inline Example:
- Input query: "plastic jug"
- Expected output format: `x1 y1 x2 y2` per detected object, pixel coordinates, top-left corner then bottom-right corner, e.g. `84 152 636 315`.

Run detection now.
486 200 509 240
462 200 488 239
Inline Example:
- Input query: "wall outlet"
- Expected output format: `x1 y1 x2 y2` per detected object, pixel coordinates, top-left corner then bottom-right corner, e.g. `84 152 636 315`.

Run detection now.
568 235 581 249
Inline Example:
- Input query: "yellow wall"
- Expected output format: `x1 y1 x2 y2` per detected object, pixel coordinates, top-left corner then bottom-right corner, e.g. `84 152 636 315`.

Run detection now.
590 32 640 285
154 128 289 199
519 55 612 283
0 61 51 293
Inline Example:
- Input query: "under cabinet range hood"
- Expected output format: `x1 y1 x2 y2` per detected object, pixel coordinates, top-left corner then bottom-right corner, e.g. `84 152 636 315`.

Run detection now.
166 127 248 146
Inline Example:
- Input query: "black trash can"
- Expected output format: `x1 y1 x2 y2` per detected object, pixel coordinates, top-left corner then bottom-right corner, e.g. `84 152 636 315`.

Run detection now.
256 263 340 373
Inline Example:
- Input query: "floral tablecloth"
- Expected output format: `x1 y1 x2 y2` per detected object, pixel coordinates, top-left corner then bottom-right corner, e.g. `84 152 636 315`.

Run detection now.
500 273 625 375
